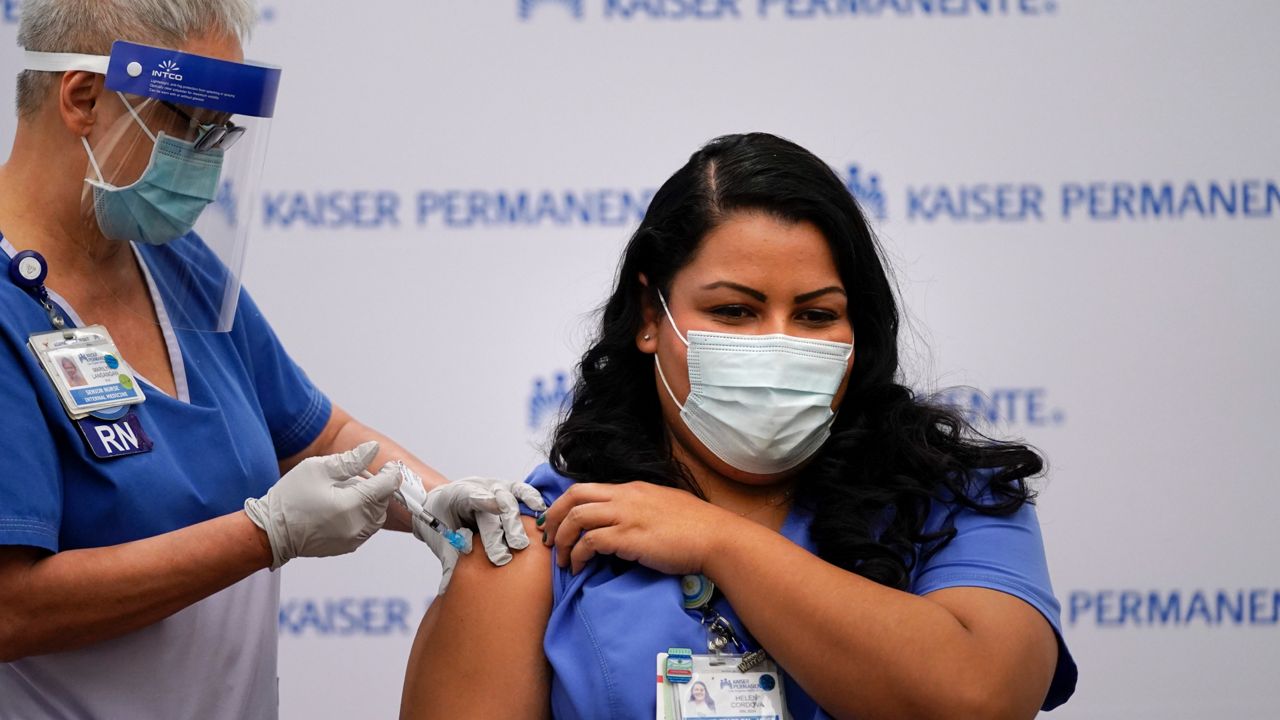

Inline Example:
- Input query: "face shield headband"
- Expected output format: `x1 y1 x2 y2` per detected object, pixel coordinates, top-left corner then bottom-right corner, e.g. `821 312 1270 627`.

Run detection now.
21 41 282 333
23 40 281 118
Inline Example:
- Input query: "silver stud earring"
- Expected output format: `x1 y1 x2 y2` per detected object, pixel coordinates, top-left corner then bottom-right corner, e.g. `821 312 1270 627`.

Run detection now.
644 334 652 340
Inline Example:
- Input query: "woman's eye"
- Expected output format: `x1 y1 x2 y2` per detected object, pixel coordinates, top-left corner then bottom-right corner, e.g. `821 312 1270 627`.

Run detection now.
710 305 754 320
797 309 839 324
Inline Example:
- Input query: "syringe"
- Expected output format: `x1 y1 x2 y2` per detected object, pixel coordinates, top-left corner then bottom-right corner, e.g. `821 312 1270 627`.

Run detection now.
413 510 470 552
362 462 470 552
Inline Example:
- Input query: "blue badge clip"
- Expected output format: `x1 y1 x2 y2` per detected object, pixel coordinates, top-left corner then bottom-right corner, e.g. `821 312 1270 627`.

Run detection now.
8 249 47 289
681 574 715 610
8 249 68 331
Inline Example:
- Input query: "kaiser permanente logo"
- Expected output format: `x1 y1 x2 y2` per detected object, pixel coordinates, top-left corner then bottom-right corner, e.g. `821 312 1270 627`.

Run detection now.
1069 588 1280 628
280 596 423 636
525 375 1057 432
261 168 1279 231
529 370 574 430
521 0 584 19
518 0 1058 21
263 187 656 230
845 165 1280 223
937 387 1064 428
213 180 239 226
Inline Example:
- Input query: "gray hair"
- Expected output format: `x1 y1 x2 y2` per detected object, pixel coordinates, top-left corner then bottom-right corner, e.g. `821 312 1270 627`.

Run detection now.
16 0 257 117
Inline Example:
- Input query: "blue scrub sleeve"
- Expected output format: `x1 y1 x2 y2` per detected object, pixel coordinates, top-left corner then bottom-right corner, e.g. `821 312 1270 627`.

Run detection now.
912 499 1078 709
0 328 63 552
518 464 581 608
519 464 572 515
233 289 332 459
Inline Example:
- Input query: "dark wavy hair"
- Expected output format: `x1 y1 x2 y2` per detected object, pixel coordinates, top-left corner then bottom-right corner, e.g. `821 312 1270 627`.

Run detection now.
550 133 1041 590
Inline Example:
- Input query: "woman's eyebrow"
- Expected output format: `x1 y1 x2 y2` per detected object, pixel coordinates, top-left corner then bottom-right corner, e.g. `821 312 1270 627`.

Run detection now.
795 286 847 303
701 281 767 301
700 282 847 303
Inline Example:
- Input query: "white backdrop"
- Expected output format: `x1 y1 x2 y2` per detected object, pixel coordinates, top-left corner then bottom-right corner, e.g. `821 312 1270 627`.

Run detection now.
2 1 1278 717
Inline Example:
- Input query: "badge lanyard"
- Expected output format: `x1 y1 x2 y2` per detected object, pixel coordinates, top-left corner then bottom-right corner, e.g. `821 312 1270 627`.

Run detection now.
9 248 67 330
9 249 153 459
681 574 768 672
655 574 791 720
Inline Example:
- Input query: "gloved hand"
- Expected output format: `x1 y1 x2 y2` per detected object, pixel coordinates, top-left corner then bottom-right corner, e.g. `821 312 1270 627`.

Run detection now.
411 476 548 593
244 441 401 570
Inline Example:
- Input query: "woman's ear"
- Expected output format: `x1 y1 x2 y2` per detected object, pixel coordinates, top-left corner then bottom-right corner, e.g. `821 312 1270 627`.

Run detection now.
58 71 103 137
636 273 660 354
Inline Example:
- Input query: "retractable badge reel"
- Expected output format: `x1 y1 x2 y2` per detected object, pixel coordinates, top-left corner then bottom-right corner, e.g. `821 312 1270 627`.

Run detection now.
9 249 57 325
10 250 154 459
654 574 790 720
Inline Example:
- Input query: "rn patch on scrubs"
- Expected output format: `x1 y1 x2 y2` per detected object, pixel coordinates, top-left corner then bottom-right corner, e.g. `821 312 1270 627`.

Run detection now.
76 410 154 459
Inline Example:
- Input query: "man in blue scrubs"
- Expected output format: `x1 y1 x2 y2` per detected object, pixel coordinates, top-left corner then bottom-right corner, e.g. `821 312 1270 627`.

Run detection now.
0 2 532 717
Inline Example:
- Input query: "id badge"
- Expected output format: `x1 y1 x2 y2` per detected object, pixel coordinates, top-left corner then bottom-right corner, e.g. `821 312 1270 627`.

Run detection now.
28 325 145 419
656 651 790 720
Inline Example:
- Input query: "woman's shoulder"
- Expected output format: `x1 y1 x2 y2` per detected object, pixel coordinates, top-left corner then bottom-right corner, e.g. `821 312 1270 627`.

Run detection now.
523 462 576 508
922 466 1033 524
912 466 1056 619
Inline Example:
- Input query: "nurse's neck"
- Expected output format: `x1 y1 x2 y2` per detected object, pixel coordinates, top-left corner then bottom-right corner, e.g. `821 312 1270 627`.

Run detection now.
667 432 795 532
0 111 138 298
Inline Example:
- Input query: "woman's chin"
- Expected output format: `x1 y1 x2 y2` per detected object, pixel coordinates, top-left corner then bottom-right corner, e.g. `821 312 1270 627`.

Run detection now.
698 452 804 488
670 424 806 488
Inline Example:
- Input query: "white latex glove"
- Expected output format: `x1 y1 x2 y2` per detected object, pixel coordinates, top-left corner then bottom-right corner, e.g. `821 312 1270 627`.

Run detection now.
411 476 548 593
244 441 401 570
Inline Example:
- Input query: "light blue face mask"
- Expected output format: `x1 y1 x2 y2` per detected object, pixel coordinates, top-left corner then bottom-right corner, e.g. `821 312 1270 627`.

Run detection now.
654 291 854 476
82 93 224 246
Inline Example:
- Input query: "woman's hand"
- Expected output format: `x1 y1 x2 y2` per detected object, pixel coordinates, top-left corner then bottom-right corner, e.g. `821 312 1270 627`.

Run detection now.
539 482 737 576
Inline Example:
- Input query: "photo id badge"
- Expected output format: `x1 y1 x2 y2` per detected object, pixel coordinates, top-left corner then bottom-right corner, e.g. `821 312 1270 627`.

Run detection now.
656 651 789 720
28 325 145 419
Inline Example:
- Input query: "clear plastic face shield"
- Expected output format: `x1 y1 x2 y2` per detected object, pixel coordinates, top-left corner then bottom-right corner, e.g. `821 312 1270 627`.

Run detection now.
23 41 281 332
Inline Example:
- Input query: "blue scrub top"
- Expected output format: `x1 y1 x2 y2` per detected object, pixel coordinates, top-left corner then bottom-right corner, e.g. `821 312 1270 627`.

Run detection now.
0 232 331 553
522 463 1078 719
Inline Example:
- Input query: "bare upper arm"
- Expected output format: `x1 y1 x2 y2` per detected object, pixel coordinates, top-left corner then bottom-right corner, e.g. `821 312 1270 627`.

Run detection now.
0 546 45 649
924 586 1059 718
400 516 553 720
0 545 45 576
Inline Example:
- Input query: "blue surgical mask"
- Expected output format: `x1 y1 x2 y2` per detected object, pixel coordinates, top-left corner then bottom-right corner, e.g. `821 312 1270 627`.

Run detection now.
654 291 854 476
81 94 224 246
